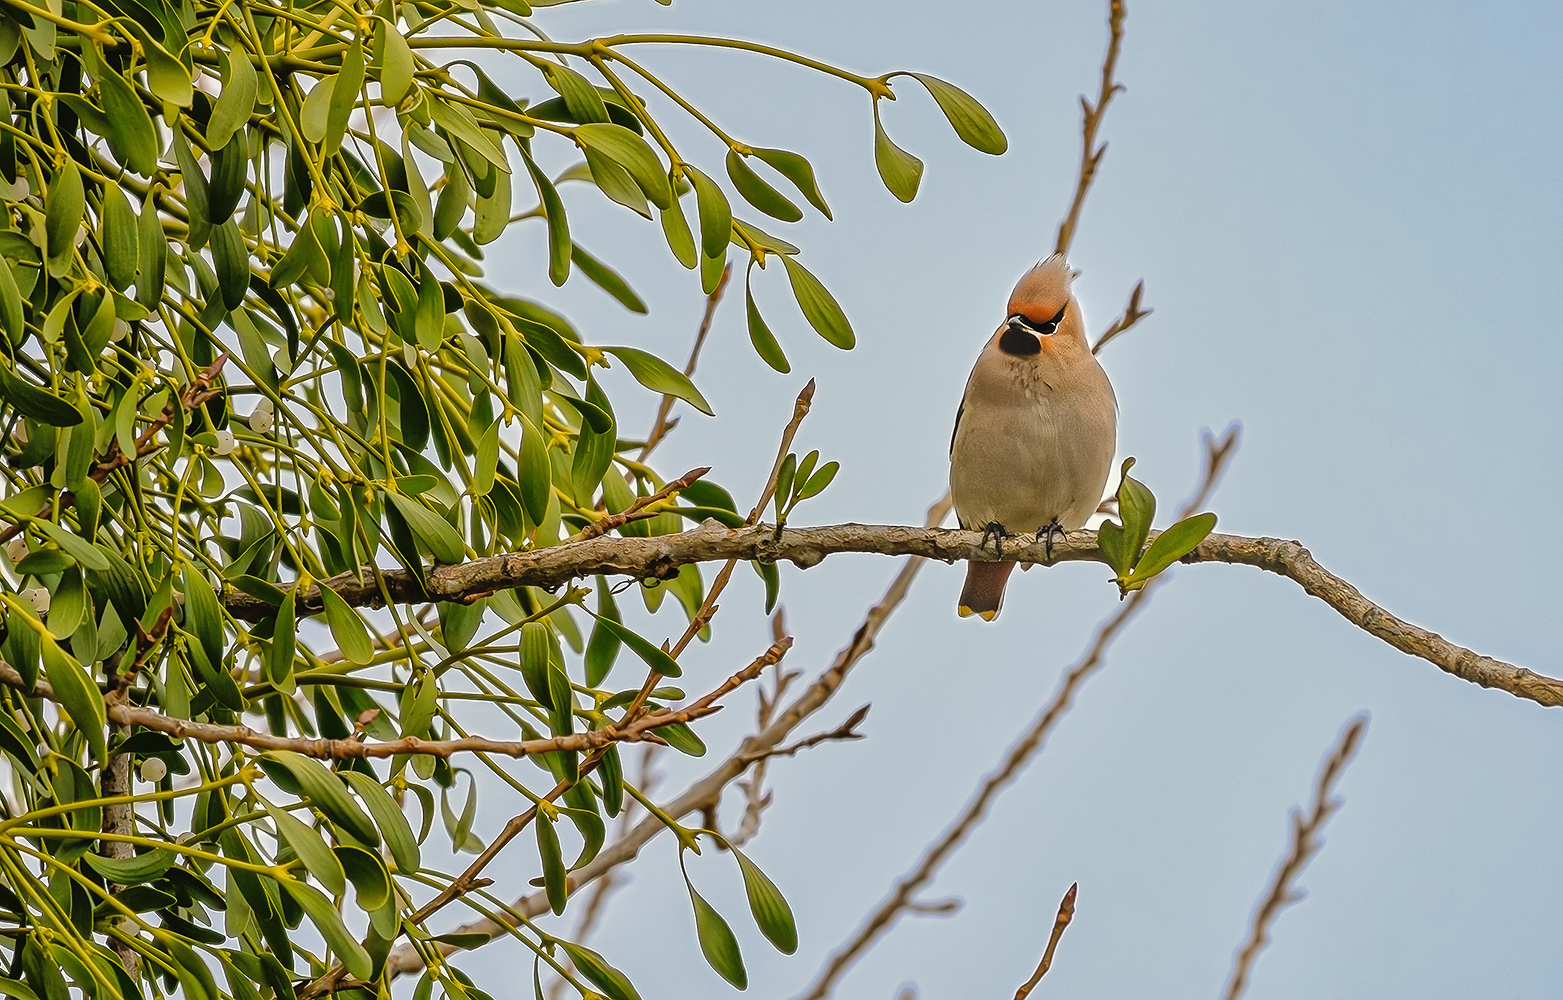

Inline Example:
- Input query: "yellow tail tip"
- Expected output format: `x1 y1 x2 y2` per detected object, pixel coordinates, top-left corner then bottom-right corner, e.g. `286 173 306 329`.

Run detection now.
957 605 1000 622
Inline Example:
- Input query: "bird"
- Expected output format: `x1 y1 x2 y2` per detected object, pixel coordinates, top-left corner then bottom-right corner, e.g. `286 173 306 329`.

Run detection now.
949 254 1118 620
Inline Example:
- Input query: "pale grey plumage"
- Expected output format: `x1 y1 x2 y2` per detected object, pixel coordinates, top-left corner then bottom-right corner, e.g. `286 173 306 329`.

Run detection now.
950 254 1117 620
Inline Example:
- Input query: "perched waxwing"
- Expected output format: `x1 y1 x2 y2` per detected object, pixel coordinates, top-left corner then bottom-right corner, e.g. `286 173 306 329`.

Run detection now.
949 254 1117 620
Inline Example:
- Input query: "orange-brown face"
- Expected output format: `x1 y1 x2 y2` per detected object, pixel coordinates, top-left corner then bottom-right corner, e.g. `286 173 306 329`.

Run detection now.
998 256 1081 357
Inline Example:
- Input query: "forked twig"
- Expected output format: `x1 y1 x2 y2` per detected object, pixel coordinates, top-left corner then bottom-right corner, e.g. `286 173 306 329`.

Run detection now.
1218 715 1369 1000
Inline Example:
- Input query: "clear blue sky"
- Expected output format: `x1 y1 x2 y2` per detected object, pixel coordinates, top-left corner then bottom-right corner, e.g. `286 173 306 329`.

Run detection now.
447 1 1563 997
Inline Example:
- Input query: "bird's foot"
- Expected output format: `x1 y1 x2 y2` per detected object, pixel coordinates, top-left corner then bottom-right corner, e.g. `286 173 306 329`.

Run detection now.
980 521 1010 556
1036 519 1066 563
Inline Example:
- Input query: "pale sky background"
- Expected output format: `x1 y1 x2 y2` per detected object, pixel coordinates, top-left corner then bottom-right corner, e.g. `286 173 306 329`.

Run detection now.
427 1 1563 997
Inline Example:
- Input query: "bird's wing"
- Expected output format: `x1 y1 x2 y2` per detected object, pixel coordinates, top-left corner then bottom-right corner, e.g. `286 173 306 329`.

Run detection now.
949 401 964 458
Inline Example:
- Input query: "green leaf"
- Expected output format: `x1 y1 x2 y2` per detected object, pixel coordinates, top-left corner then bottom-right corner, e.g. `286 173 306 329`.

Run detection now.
873 106 923 203
300 73 337 144
172 130 211 249
780 255 855 349
339 769 421 875
100 182 139 291
387 493 465 564
584 578 621 687
0 261 23 341
136 29 192 107
517 414 551 527
80 847 175 885
544 63 610 124
211 220 250 310
798 460 839 500
536 813 567 915
1116 458 1155 570
45 158 84 261
136 189 167 306
258 751 380 846
731 845 797 954
472 161 512 245
575 123 671 209
97 68 158 176
522 149 570 285
750 147 831 219
571 244 646 313
689 881 746 988
598 743 624 818
39 631 106 761
744 276 790 374
652 720 706 757
519 621 553 708
264 800 345 896
0 364 83 426
558 942 642 1000
326 39 365 156
1096 518 1132 578
268 584 297 691
208 49 258 150
319 585 374 665
590 614 680 678
907 72 1009 154
334 843 392 910
725 148 801 222
603 346 712 415
1123 512 1218 591
659 191 698 269
280 880 373 980
375 17 415 105
685 166 732 259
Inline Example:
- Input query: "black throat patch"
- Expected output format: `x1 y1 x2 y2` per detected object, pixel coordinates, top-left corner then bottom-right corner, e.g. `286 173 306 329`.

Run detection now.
999 320 1042 356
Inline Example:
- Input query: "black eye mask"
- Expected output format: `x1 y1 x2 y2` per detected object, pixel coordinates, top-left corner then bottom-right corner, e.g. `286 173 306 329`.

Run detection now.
998 303 1067 356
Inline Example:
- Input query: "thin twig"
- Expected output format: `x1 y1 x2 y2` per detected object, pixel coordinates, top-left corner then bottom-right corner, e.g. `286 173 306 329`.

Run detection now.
570 466 710 542
1054 0 1127 257
638 262 732 462
615 380 815 727
1091 279 1150 355
793 428 1238 1000
1013 883 1078 1000
1219 715 1369 1000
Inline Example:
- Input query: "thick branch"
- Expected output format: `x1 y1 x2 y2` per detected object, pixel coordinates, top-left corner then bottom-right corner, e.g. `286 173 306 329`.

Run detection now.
225 521 1563 708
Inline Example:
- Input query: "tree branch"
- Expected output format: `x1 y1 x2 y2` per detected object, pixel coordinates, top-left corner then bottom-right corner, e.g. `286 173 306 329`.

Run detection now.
1219 715 1368 1000
223 518 1563 708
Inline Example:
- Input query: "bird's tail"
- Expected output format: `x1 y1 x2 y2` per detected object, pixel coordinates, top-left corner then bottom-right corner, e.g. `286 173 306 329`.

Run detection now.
958 561 1016 622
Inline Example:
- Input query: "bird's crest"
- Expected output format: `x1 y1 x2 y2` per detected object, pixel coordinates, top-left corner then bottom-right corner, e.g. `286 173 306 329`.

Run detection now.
1007 254 1078 323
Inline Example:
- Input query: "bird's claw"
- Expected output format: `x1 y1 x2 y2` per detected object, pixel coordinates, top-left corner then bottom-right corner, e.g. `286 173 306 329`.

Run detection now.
1037 519 1065 562
981 521 1009 556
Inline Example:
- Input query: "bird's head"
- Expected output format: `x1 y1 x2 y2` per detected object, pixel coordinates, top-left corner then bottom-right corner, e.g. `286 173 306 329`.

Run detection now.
997 254 1086 358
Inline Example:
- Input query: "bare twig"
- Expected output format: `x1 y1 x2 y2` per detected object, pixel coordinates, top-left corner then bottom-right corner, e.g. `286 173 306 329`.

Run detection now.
616 380 815 728
1091 280 1151 355
739 704 869 765
793 428 1237 1000
570 466 710 542
638 262 731 462
0 641 790 761
1014 883 1078 1000
1219 715 1369 1000
382 493 953 979
1055 0 1127 257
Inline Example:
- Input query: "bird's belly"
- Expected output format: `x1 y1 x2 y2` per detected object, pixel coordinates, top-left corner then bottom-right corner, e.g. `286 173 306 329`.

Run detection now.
949 397 1111 535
